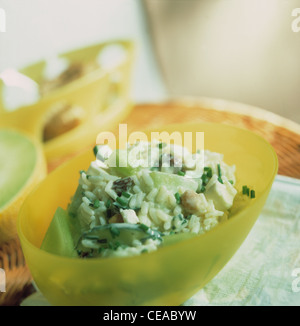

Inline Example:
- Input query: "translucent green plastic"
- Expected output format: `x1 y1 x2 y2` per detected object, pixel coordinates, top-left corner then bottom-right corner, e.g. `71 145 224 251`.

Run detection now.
18 123 278 306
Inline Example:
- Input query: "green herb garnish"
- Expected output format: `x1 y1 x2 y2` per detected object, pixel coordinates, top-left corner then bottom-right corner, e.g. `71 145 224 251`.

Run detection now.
199 185 206 193
116 196 129 208
93 199 100 209
204 167 212 178
109 225 120 238
158 142 166 149
105 199 112 208
174 192 181 204
242 185 248 195
243 185 255 199
217 164 223 184
121 191 131 198
201 174 209 185
139 224 149 232
93 145 100 157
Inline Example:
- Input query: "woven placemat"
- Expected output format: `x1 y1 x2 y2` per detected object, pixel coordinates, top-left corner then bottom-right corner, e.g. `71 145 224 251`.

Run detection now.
122 98 300 178
0 239 34 306
1 97 299 306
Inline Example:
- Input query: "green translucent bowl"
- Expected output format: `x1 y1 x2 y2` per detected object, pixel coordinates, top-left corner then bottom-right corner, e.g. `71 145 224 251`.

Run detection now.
18 122 278 305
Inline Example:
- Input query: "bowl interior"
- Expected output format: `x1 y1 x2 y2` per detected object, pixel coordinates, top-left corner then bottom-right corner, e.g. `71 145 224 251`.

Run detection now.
18 122 278 306
0 40 135 167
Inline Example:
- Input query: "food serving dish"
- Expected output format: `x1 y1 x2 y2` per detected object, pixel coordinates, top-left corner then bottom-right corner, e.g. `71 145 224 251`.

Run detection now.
18 122 278 306
0 40 135 169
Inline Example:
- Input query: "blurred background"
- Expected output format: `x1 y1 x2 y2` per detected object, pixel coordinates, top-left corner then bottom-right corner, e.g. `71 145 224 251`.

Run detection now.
0 0 299 122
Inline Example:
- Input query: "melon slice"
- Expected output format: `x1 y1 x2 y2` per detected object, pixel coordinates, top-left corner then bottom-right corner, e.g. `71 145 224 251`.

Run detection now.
41 207 79 257
0 129 46 244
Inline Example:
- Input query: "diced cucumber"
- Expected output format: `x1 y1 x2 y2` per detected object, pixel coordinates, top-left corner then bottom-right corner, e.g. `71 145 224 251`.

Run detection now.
106 150 141 177
41 207 80 257
150 171 198 194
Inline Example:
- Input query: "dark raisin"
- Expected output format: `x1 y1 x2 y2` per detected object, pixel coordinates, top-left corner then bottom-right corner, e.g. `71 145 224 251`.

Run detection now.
112 177 134 196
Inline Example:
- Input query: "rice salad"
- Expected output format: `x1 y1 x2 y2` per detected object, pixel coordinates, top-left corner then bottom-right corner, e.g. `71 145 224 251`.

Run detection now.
68 140 238 258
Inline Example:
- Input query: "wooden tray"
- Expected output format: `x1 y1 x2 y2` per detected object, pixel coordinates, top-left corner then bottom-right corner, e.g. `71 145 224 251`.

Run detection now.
1 97 299 306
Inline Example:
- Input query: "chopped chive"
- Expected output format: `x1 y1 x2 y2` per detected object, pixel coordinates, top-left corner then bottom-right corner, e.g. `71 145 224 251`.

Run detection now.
199 185 206 193
121 191 131 198
93 145 101 157
246 187 250 196
177 170 185 176
177 214 184 220
93 199 100 209
250 190 255 198
110 226 120 238
174 192 181 204
229 180 234 184
204 167 212 178
217 163 222 178
141 249 148 254
201 174 209 185
218 177 223 184
242 185 248 195
139 224 149 232
116 196 128 207
105 199 112 208
158 142 166 149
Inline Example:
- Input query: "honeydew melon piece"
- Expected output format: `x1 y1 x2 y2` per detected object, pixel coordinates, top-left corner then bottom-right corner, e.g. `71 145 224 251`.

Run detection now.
0 129 46 244
41 207 80 257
